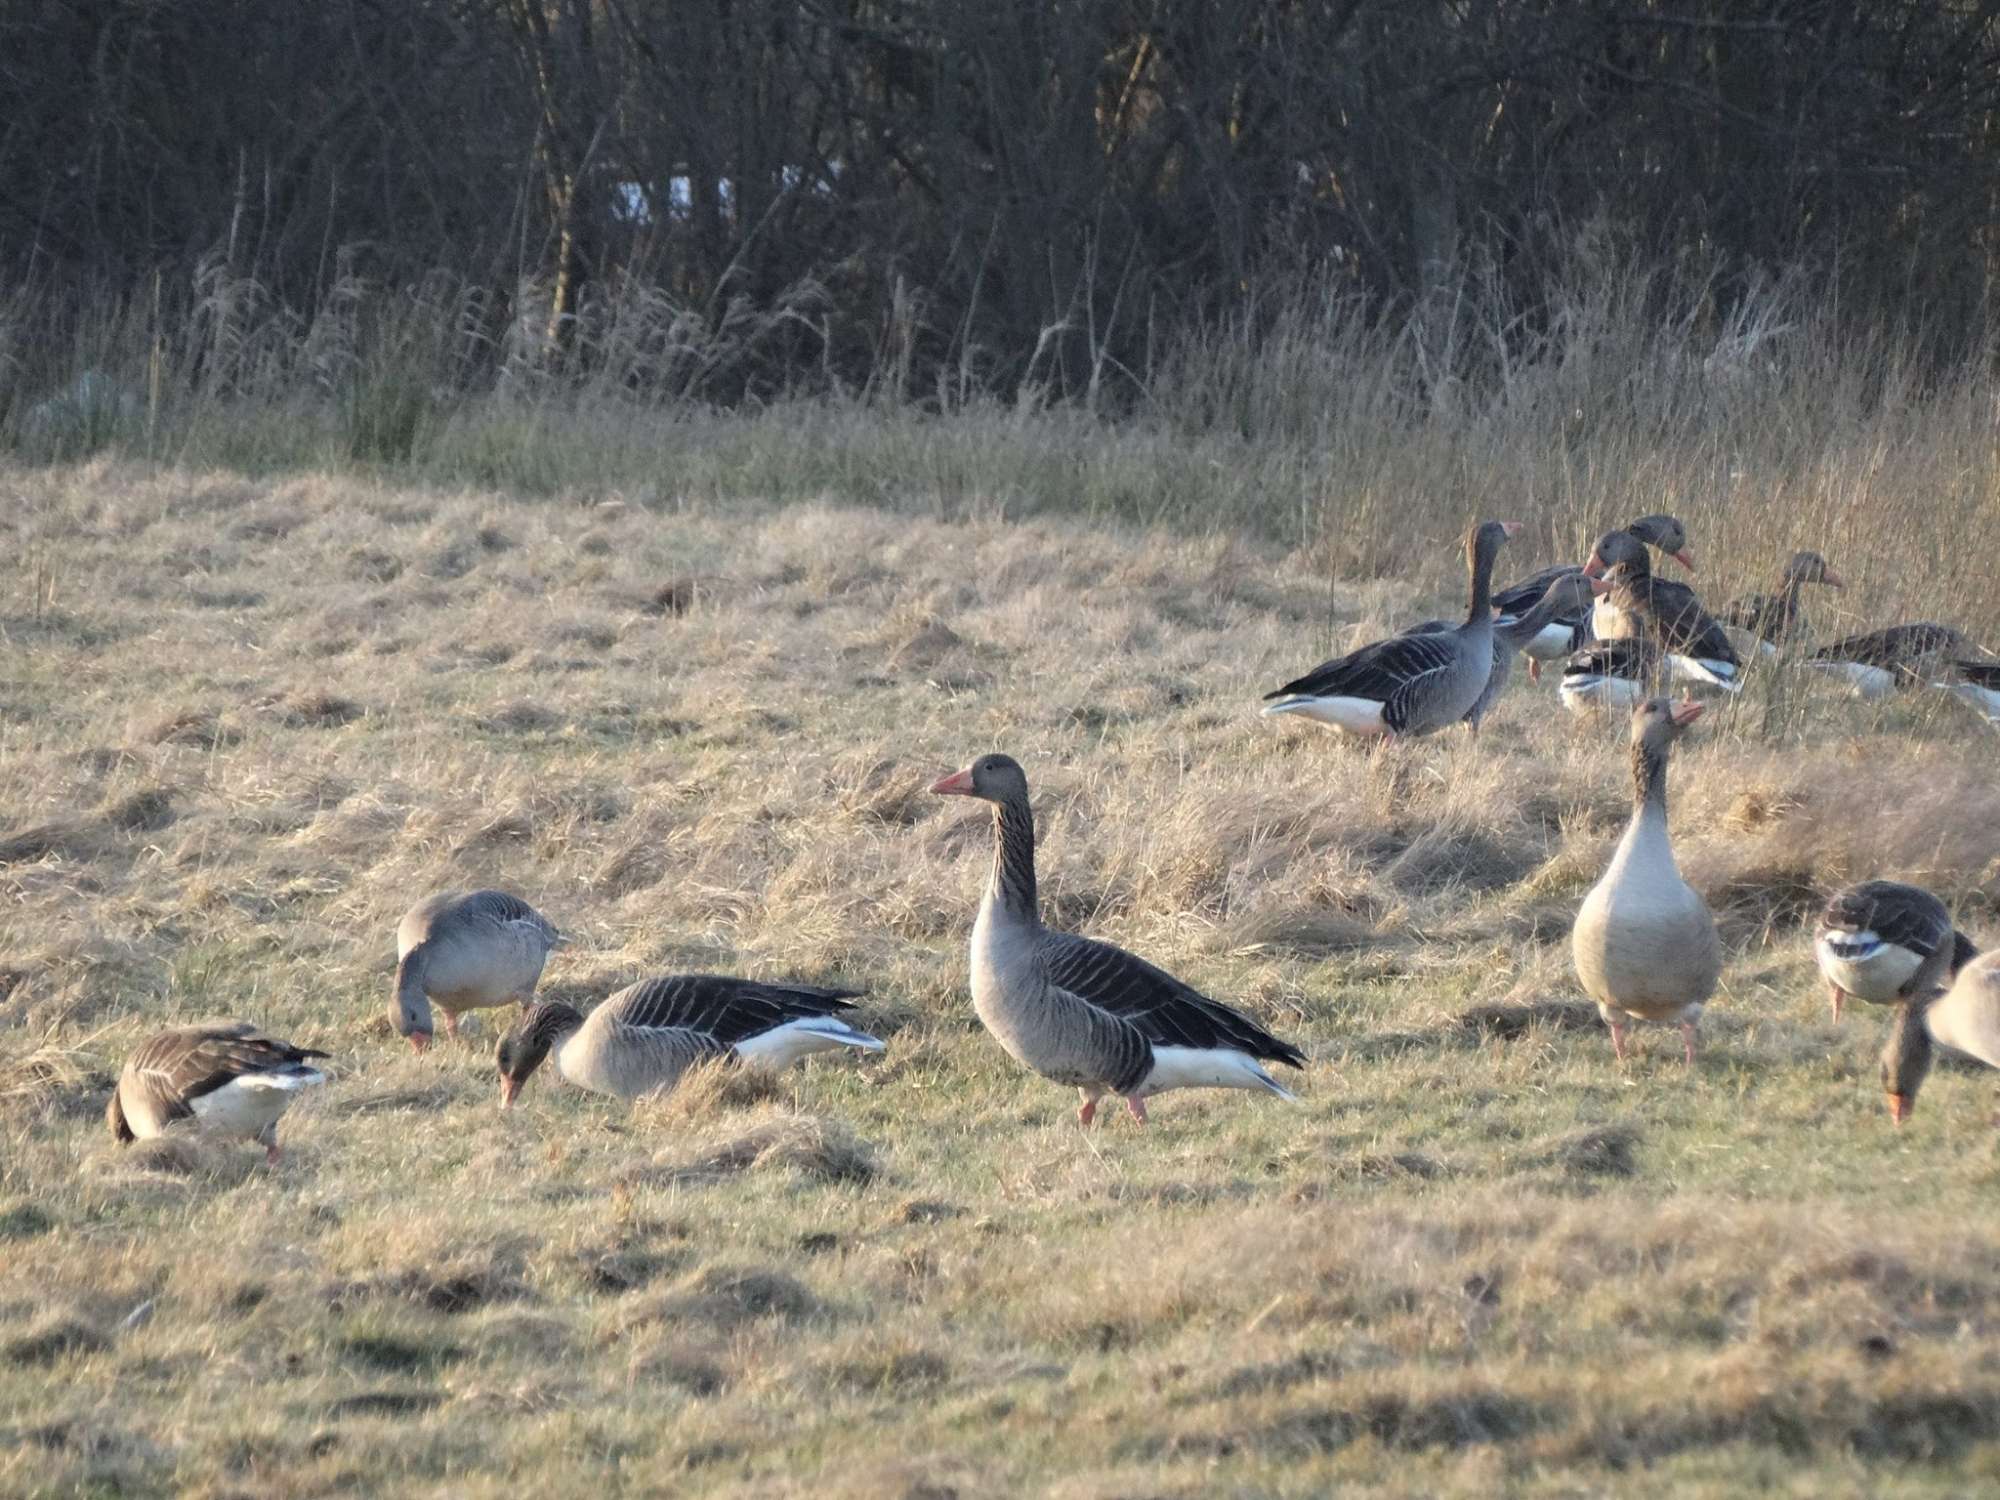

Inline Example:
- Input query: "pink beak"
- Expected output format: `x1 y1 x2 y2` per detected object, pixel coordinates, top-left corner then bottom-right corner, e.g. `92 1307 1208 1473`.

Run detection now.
1498 521 1522 538
500 1076 520 1111
1668 700 1704 728
1672 548 1696 572
930 768 975 796
1582 552 1606 579
1887 1093 1911 1126
408 1032 431 1056
1823 569 1846 589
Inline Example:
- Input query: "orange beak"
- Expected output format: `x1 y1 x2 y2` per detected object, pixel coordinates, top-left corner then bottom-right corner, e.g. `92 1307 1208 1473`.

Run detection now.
930 768 975 796
500 1076 520 1111
1886 1092 1911 1126
1672 549 1696 571
1668 699 1704 728
408 1032 431 1055
1823 569 1846 589
1582 552 1606 579
1499 521 1522 538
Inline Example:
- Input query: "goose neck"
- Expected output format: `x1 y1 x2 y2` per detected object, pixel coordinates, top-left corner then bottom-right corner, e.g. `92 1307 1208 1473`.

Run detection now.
984 795 1040 925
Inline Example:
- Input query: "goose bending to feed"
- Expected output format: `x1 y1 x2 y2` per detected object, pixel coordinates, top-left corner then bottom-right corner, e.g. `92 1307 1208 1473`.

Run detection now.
932 753 1305 1124
1803 623 1975 700
1571 699 1721 1064
1881 950 2000 1125
1592 546 1742 690
1558 637 1659 715
393 889 565 1053
1262 520 1519 738
1814 880 1977 1024
1722 551 1844 651
1404 571 1609 729
496 976 883 1106
107 1021 329 1164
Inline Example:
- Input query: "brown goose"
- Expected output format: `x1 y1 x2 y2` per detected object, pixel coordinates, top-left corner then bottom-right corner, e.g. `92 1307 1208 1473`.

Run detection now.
1814 880 1977 1024
496 976 883 1106
107 1021 329 1164
1804 623 1975 700
1881 949 2000 1125
1722 551 1844 650
932 754 1305 1124
1592 545 1742 690
1262 521 1519 738
393 889 565 1052
1571 699 1721 1063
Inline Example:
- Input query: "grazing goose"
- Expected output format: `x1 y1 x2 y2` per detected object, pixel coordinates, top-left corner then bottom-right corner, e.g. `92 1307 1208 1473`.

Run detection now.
1262 520 1520 738
496 975 883 1106
393 889 565 1053
1881 949 2000 1125
1405 571 1609 730
1591 547 1742 691
1804 623 1975 700
1936 658 2000 727
1571 699 1722 1063
1722 551 1844 651
1814 880 1978 1024
932 753 1305 1124
107 1021 329 1164
1557 637 1660 715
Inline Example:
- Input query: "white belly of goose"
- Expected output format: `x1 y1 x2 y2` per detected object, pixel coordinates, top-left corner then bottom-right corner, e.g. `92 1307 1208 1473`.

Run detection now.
1259 695 1389 735
732 1016 887 1069
187 1070 325 1137
1560 674 1645 715
1667 654 1740 691
1520 622 1577 661
1137 1045 1297 1100
1815 931 1923 1004
1807 660 1896 699
1938 680 2000 725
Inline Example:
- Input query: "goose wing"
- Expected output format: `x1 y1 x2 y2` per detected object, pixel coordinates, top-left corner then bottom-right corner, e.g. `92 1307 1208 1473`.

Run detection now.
1646 580 1740 667
607 974 864 1048
1812 623 1967 672
1817 882 1951 958
1492 565 1577 621
127 1021 329 1122
1266 627 1461 705
1040 932 1305 1067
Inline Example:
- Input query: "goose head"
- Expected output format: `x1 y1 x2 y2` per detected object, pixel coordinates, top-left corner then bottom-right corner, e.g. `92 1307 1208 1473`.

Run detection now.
497 1000 585 1109
1627 514 1695 571
930 753 1029 806
1465 520 1522 574
1880 996 1937 1126
1585 529 1655 580
1781 550 1844 588
1632 695 1703 749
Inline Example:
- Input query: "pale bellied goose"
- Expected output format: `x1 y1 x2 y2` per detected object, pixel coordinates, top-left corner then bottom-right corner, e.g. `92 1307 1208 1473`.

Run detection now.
1557 637 1659 716
1814 880 1978 1024
107 1021 329 1164
497 975 883 1106
931 754 1305 1124
1721 551 1844 651
1262 521 1520 738
1804 623 1974 700
1489 565 1593 680
1592 546 1742 690
1405 571 1608 730
1936 658 2000 727
393 889 565 1053
1881 948 1999 1125
1571 699 1722 1063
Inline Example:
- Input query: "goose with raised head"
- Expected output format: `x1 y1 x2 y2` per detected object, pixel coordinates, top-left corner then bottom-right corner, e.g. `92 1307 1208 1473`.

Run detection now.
1803 622 1975 700
1571 699 1722 1063
1404 571 1610 730
1881 949 2000 1125
931 754 1305 1124
107 1021 329 1164
1814 880 1978 1024
392 889 566 1053
1262 521 1520 738
1489 565 1594 680
1591 547 1742 691
496 975 883 1106
1722 551 1845 652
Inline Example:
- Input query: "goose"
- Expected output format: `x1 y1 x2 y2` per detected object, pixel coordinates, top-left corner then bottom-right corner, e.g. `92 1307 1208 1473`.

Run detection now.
1489 565 1593 681
1577 514 1697 637
393 889 565 1053
1570 698 1722 1063
1557 637 1659 715
1591 547 1742 690
1936 658 2000 727
1814 880 1978 1024
496 975 884 1106
1880 949 2000 1125
1721 551 1844 652
107 1021 329 1164
1803 623 1975 700
1262 521 1519 737
1403 571 1609 730
931 753 1305 1124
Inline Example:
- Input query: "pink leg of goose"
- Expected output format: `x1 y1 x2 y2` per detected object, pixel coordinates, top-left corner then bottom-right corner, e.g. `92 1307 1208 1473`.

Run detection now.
1681 1022 1699 1067
1077 1091 1098 1128
441 1009 461 1042
1609 1020 1629 1062
1828 981 1846 1025
1124 1095 1149 1125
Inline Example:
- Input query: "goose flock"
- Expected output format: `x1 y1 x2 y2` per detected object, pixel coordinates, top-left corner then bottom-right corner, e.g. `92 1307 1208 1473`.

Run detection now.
104 513 1998 1163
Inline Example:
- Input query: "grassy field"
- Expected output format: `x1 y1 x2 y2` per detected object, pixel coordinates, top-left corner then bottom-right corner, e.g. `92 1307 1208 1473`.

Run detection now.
3 450 2000 1497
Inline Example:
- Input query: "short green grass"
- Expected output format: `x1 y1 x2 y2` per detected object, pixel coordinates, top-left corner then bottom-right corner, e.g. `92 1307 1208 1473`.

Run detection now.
1 456 1998 1497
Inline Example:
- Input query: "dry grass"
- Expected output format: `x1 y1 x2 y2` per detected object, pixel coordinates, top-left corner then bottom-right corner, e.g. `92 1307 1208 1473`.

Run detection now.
1 453 1999 1495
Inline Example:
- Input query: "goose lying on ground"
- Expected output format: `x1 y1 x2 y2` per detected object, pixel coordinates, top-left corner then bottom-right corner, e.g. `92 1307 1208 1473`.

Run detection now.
107 1021 329 1164
1814 880 1977 1024
1881 949 2000 1125
496 976 883 1106
932 753 1305 1124
1571 698 1721 1064
1722 551 1844 652
393 889 566 1053
1934 658 2000 727
1262 521 1519 738
1591 545 1742 690
1557 637 1660 715
1804 623 1975 700
1403 571 1608 730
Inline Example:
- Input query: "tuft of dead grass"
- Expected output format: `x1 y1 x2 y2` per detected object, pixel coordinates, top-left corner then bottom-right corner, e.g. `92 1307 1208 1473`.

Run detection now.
653 1109 877 1186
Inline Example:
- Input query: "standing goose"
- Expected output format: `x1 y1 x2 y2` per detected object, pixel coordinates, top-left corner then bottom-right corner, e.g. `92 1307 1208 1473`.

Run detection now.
1814 880 1978 1024
1571 699 1722 1063
1557 637 1660 716
107 1021 329 1164
496 975 883 1106
931 754 1305 1124
1262 520 1520 738
1721 551 1844 651
1591 546 1743 691
1803 623 1975 700
1881 949 2000 1125
1489 565 1594 681
1404 571 1609 730
393 889 565 1052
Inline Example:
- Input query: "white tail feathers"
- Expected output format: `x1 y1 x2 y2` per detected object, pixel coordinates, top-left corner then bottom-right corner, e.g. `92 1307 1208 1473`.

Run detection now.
1141 1045 1299 1101
733 1017 887 1069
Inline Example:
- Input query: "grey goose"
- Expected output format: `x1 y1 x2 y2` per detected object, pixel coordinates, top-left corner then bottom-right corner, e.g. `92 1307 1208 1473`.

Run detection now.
932 754 1305 1124
393 889 566 1052
497 975 883 1106
1803 622 1976 700
107 1021 329 1164
1402 571 1608 730
1589 542 1743 690
1881 949 2000 1125
1262 520 1520 738
1721 551 1844 652
1814 880 1978 1024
